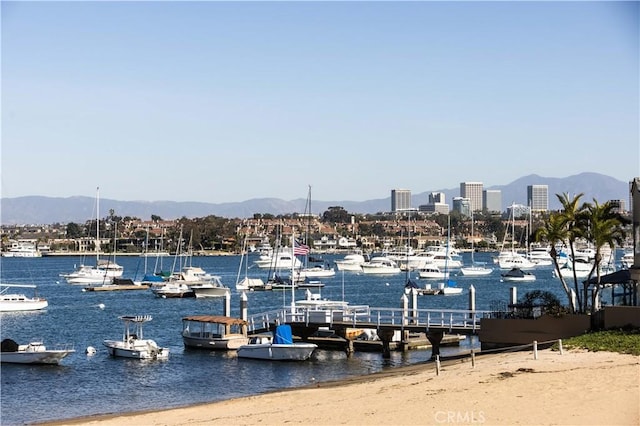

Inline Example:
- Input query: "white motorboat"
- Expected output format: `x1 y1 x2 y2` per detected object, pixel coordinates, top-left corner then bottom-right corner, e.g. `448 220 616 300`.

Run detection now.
295 264 336 280
497 251 537 270
417 265 449 280
361 257 401 275
413 281 463 296
181 315 249 350
103 315 169 360
150 281 195 298
334 251 367 272
0 284 48 312
189 276 231 298
1 339 75 364
527 245 553 267
1 241 41 257
61 261 124 285
237 325 317 361
253 249 302 270
501 267 536 282
620 250 634 269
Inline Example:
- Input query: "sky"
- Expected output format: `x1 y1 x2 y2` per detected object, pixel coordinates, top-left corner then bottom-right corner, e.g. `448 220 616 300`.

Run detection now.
1 1 638 204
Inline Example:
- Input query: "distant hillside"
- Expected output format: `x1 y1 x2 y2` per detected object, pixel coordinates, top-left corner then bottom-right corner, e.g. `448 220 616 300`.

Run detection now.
0 172 631 225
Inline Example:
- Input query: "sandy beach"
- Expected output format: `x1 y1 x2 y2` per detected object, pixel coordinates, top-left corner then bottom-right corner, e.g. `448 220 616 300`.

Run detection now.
48 348 639 426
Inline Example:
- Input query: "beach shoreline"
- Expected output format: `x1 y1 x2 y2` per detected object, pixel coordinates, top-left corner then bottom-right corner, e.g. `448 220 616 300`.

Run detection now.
42 348 640 426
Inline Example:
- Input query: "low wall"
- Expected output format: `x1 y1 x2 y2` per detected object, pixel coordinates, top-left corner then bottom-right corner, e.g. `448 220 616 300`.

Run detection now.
602 306 640 329
479 314 591 350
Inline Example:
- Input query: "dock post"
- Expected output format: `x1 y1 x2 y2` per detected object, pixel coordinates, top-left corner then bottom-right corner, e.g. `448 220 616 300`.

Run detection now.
471 349 476 368
468 285 476 320
224 289 231 317
412 288 418 323
558 339 564 355
345 338 354 358
533 340 538 360
510 287 517 313
240 291 248 321
435 354 441 376
401 293 409 325
427 331 444 360
378 329 395 359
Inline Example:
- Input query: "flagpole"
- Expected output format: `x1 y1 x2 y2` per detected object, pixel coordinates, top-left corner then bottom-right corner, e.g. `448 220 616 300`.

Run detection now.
291 228 296 314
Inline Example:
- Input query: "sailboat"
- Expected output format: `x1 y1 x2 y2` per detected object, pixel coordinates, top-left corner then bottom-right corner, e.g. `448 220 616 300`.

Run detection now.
60 187 124 285
294 186 335 281
460 211 493 276
417 215 462 295
235 234 267 291
496 204 537 270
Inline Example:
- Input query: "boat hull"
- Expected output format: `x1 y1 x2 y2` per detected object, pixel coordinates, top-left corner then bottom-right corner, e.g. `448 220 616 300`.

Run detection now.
182 334 248 350
0 299 48 312
459 267 493 276
237 343 317 361
1 341 74 364
103 340 169 360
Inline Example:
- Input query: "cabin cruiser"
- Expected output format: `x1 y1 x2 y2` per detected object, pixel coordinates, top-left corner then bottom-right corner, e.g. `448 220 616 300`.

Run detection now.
0 284 48 312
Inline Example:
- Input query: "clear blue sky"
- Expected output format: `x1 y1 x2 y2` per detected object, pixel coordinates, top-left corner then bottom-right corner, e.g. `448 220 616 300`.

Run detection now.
2 1 638 203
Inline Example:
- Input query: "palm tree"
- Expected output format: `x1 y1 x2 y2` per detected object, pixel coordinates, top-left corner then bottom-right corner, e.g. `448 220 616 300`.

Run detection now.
533 212 576 313
578 200 628 313
556 192 585 311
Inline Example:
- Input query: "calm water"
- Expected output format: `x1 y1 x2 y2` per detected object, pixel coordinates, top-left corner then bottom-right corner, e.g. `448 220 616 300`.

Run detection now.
0 252 588 425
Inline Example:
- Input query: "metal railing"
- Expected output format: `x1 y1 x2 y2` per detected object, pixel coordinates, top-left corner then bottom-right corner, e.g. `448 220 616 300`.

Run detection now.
246 306 487 334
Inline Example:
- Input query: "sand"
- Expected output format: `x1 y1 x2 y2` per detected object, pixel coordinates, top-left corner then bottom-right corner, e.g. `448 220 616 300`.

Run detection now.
47 349 639 426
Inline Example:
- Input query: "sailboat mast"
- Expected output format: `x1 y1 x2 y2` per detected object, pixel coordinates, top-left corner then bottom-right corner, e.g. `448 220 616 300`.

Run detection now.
290 228 296 313
470 210 474 264
96 186 100 264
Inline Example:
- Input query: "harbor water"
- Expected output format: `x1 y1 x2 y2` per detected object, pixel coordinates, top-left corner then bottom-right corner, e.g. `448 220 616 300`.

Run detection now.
1 252 584 424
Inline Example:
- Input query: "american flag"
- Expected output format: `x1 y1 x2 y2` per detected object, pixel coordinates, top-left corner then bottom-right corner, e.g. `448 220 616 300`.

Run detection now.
293 239 310 256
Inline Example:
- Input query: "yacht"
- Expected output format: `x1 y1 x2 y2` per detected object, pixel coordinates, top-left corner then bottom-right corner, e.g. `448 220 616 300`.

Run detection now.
361 257 401 275
0 284 48 312
61 260 124 285
334 251 367 272
1 242 41 258
253 248 302 270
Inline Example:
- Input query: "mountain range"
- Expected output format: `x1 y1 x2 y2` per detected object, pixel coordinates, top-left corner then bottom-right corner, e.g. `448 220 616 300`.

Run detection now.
0 173 632 225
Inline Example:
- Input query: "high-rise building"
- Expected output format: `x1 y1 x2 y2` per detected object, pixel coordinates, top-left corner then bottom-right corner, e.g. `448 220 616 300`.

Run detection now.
418 203 450 215
527 185 549 212
610 199 626 213
391 189 411 212
418 192 449 214
452 197 472 217
429 192 446 204
483 189 502 213
460 182 483 212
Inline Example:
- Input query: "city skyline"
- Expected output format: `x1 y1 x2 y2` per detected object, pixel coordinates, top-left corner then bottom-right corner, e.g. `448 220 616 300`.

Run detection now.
2 2 638 203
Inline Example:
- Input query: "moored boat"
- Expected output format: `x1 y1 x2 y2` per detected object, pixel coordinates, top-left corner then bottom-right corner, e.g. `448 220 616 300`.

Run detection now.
181 315 249 350
0 284 48 312
501 267 536 282
103 315 169 360
1 339 75 364
237 324 317 361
